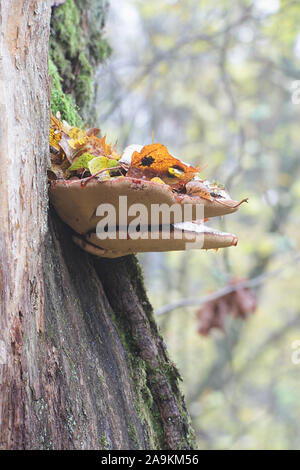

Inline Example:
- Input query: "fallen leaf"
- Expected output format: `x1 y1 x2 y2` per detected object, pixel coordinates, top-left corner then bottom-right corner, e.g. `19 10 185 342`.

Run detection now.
151 177 166 184
88 156 118 175
185 181 212 200
127 143 199 186
69 153 95 171
86 127 101 137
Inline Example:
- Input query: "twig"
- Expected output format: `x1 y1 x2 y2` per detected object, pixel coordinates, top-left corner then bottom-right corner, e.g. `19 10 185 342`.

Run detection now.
155 255 300 316
99 12 252 122
80 166 122 187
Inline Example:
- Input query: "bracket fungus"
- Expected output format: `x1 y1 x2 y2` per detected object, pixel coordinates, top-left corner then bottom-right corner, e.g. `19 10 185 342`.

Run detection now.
49 115 247 258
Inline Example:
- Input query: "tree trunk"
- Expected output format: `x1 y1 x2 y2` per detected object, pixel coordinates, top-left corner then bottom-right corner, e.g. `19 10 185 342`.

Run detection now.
0 0 194 450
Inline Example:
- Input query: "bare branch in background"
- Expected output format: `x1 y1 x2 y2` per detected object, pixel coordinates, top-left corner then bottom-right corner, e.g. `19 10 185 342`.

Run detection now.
99 10 252 123
155 254 300 316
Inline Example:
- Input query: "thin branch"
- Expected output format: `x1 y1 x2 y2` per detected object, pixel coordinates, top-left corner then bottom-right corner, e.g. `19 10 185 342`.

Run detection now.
99 12 252 122
155 254 300 316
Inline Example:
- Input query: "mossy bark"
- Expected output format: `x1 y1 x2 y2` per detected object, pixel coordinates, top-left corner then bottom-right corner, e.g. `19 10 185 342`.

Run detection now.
41 210 194 449
49 0 111 122
0 0 194 450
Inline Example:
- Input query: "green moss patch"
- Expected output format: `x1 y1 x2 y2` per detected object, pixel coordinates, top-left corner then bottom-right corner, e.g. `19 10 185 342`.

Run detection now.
49 57 82 126
50 0 111 119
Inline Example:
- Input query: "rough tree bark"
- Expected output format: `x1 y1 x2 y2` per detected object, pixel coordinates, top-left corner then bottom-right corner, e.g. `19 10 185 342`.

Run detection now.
0 0 194 450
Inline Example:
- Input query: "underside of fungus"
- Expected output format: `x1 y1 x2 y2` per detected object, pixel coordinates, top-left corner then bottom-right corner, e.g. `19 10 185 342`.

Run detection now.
49 116 247 258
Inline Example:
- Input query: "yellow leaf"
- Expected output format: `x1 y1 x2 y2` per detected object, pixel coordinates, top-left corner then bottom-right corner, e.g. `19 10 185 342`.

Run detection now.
69 136 88 149
88 156 110 175
69 127 86 140
151 177 165 184
50 128 62 150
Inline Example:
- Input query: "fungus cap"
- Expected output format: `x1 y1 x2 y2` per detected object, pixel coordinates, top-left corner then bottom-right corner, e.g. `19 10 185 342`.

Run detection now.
49 176 240 235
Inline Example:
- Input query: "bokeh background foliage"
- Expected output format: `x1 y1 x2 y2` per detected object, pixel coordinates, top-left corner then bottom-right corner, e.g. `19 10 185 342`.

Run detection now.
56 0 300 449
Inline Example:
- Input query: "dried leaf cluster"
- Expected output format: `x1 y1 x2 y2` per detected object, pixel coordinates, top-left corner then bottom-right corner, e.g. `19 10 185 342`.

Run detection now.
49 114 121 182
196 281 257 335
49 115 247 208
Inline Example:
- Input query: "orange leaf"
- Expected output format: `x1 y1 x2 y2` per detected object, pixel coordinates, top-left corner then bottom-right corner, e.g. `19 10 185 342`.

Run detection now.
127 143 199 186
86 135 112 157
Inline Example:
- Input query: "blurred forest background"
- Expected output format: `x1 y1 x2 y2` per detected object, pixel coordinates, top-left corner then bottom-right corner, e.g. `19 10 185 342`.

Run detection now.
95 0 300 449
